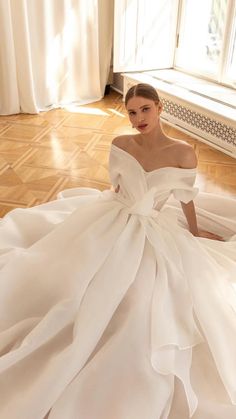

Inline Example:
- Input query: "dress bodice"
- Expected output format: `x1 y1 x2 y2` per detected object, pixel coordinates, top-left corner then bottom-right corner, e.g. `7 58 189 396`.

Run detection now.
109 144 199 211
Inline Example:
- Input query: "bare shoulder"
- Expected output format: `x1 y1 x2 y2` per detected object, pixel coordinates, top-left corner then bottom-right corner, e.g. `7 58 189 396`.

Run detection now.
174 140 197 169
112 135 137 151
165 138 197 168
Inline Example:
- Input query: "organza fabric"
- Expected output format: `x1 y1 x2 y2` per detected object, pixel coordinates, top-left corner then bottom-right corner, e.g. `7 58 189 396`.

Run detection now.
0 143 236 419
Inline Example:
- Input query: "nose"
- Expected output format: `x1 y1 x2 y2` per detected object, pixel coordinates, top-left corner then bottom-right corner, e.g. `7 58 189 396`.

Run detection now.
137 113 145 122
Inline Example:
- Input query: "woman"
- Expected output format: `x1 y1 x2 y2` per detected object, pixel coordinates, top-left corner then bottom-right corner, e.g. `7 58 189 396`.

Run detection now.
0 83 236 419
113 83 224 241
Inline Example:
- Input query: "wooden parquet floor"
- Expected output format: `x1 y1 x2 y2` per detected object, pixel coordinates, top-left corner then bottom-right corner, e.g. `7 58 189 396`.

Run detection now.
0 90 235 217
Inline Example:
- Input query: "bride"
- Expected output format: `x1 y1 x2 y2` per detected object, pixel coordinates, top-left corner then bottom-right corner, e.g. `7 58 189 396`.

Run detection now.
0 82 236 419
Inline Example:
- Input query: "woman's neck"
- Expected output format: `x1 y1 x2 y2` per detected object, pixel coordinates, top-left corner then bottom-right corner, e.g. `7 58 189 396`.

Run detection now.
138 125 167 149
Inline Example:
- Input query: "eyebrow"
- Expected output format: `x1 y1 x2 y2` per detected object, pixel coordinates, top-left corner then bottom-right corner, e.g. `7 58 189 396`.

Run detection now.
127 104 151 111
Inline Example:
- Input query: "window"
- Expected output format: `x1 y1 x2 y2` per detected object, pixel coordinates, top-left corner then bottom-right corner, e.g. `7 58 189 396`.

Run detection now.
175 0 236 87
225 13 236 83
113 0 236 88
113 0 179 72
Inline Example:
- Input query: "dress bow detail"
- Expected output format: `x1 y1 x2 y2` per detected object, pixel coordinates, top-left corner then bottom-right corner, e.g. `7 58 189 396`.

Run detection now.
112 187 178 227
128 187 158 217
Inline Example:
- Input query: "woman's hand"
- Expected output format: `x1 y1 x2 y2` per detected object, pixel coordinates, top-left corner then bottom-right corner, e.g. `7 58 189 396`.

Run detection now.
115 185 120 193
195 229 225 241
110 185 120 193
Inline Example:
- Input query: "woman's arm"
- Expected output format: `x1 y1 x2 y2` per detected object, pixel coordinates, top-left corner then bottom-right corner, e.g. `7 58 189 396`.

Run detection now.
180 200 199 236
181 200 224 241
178 145 199 235
178 144 224 241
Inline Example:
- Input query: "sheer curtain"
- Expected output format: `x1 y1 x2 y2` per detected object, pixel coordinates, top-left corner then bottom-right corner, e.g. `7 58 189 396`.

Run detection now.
0 0 113 115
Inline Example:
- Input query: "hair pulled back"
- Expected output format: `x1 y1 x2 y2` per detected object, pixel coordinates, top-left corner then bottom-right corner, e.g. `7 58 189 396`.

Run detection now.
125 83 160 107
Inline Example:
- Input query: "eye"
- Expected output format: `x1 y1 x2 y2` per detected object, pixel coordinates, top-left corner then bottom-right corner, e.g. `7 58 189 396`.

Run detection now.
142 107 150 112
128 111 136 116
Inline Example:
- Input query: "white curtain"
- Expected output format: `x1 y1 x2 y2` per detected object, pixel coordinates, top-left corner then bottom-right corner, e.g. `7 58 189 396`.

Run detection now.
0 0 113 115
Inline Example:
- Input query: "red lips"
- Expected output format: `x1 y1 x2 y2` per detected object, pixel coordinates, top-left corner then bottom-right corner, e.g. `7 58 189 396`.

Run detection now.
138 124 148 129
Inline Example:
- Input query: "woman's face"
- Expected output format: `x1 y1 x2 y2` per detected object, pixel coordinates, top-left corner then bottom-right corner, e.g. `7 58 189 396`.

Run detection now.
126 96 161 134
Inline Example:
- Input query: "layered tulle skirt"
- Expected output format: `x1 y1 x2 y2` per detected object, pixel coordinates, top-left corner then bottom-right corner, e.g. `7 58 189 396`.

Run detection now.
0 187 236 418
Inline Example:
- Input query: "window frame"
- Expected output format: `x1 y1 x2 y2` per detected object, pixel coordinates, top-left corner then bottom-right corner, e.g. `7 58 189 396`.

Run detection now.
113 0 179 73
174 0 236 89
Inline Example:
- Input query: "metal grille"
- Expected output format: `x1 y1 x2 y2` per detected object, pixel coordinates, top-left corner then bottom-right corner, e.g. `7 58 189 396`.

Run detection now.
161 97 236 146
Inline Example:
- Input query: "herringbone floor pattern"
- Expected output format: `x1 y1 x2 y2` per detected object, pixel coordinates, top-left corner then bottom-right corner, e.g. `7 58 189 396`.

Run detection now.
0 90 235 217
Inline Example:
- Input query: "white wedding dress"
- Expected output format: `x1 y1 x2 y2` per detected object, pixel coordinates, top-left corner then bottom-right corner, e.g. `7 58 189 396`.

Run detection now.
0 143 236 419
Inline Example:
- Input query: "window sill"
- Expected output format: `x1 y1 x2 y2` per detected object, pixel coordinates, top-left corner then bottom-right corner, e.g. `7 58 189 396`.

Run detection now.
144 69 236 122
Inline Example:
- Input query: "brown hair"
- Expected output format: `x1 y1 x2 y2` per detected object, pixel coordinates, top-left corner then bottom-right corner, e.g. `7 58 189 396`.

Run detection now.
125 83 160 107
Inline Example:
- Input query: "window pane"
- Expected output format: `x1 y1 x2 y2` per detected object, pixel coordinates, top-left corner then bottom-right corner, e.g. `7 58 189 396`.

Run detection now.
176 0 227 76
226 16 236 83
113 0 178 72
